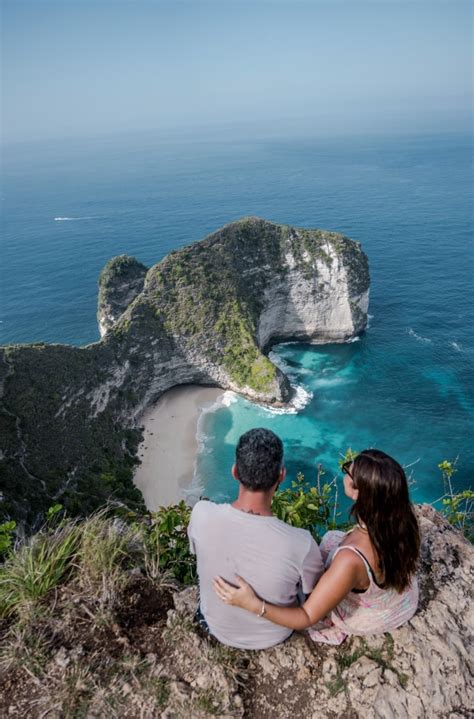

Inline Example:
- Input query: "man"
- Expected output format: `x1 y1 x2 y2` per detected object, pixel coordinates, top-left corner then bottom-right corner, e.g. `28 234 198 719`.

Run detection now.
187 428 324 649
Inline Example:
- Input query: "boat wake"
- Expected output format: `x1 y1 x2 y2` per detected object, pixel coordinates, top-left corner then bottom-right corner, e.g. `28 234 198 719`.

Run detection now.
54 216 93 221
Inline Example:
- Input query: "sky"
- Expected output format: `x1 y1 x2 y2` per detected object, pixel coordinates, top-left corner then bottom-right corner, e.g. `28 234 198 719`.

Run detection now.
1 0 472 144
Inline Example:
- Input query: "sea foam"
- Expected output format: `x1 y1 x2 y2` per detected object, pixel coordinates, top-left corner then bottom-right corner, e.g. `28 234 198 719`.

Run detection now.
408 328 432 344
263 349 314 414
188 391 234 504
259 384 314 416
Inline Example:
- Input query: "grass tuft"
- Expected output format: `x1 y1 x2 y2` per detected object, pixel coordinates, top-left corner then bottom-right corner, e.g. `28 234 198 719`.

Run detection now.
0 524 80 619
77 509 139 598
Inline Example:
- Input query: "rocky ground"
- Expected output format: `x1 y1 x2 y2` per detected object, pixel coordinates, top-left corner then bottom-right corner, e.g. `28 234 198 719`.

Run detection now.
1 505 472 718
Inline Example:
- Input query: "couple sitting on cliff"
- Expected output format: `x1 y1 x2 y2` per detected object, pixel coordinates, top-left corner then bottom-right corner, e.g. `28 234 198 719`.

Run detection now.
187 428 420 650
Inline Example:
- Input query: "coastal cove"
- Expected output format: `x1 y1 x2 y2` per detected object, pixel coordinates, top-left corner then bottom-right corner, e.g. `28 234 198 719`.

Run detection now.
196 337 474 506
1 217 370 524
2 131 473 511
2 4 473 716
134 333 473 511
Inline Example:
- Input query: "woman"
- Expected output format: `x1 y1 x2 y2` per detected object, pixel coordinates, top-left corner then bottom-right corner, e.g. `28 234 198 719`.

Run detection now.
213 449 420 645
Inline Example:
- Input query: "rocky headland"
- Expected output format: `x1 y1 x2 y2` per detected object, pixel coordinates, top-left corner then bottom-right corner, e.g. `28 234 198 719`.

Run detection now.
0 217 369 524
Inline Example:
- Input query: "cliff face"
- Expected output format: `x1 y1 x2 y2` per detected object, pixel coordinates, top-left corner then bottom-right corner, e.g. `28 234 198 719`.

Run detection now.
0 218 369 523
256 225 369 350
97 255 147 337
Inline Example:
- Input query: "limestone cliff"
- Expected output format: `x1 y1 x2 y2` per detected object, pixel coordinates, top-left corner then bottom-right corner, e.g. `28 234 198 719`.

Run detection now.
97 255 147 337
0 218 369 524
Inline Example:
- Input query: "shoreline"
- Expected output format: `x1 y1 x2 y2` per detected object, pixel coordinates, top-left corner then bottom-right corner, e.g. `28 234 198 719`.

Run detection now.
133 385 224 510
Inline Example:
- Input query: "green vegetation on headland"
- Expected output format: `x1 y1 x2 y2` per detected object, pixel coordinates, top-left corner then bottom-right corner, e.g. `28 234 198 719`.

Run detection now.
0 343 145 526
98 254 147 304
97 255 148 335
143 217 368 394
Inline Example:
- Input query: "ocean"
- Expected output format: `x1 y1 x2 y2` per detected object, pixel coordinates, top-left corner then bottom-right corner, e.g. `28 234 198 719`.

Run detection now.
1 130 473 504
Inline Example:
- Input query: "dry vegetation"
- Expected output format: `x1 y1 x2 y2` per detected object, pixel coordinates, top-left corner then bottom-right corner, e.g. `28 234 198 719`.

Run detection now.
0 508 248 718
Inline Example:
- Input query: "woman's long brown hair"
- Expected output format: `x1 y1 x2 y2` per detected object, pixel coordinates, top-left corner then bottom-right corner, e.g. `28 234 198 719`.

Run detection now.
348 449 420 592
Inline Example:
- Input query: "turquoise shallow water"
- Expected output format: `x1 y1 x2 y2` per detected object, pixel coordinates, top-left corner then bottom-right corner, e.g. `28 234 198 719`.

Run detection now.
196 334 473 506
1 130 473 501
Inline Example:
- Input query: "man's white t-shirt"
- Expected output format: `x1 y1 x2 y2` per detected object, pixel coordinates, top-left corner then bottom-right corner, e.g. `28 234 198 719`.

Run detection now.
188 500 324 650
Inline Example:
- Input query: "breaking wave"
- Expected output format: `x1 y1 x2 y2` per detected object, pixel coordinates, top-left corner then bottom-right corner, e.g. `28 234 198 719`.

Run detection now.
221 390 238 407
189 391 237 503
408 328 432 344
313 375 352 389
260 383 313 416
195 391 236 446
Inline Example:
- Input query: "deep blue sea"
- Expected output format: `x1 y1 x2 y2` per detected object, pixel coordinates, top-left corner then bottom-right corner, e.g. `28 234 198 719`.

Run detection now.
1 130 473 504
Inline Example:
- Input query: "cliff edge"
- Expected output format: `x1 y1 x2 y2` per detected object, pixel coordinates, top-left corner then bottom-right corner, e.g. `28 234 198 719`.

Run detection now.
1 505 472 717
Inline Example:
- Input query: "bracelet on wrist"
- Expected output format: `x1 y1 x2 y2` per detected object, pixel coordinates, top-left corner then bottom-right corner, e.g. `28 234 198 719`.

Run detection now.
258 599 266 617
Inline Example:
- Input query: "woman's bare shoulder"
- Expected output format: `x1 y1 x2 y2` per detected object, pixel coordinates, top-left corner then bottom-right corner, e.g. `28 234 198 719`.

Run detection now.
329 544 371 586
330 545 365 568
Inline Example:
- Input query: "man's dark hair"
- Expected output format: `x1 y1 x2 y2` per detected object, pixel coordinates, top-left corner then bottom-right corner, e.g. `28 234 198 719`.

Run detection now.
235 428 284 491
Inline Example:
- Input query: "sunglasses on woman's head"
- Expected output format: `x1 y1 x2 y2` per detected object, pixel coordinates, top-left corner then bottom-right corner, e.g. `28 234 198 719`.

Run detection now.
342 461 354 479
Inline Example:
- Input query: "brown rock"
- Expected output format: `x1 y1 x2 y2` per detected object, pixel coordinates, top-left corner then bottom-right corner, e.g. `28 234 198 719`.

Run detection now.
167 506 473 718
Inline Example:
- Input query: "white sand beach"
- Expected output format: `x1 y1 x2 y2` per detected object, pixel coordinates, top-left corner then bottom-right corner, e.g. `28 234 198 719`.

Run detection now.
133 385 223 510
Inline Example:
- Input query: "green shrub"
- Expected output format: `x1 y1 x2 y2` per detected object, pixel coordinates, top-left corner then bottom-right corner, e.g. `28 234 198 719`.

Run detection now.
272 468 342 540
0 521 16 559
141 502 196 585
441 490 474 542
437 460 473 542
